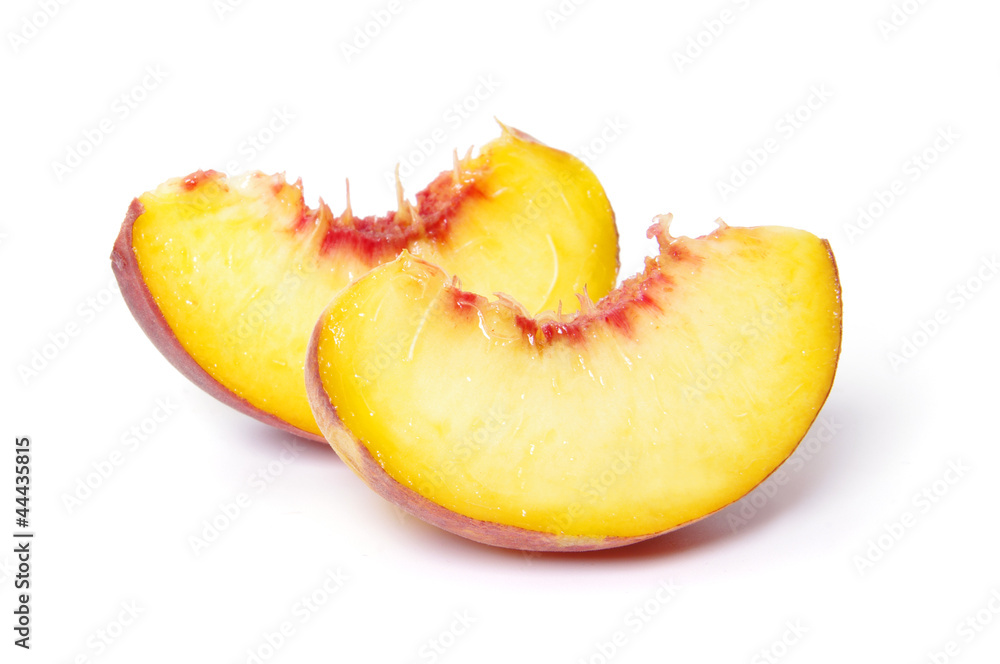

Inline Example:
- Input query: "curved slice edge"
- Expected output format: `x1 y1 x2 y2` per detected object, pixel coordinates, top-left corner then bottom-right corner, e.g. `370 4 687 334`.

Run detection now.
304 232 844 552
302 317 642 551
111 198 325 443
305 305 840 552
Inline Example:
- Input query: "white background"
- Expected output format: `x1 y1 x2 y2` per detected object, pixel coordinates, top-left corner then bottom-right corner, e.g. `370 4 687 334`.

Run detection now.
3 0 1000 662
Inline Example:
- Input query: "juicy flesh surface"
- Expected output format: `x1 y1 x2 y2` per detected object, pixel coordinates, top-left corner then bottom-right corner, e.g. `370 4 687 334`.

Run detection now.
315 226 841 538
415 132 617 314
131 131 618 436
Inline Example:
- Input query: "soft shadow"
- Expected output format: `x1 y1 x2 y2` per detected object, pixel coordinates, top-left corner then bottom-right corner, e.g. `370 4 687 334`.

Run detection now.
233 417 341 462
376 389 898 566
381 502 741 566
703 387 904 536
222 383 898 565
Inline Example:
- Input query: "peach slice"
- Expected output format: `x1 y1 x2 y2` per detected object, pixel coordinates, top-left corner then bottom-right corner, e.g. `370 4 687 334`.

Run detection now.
306 216 842 551
111 126 618 440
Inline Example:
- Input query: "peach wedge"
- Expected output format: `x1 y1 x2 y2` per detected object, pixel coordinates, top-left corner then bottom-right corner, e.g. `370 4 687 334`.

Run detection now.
306 217 842 551
111 126 619 440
